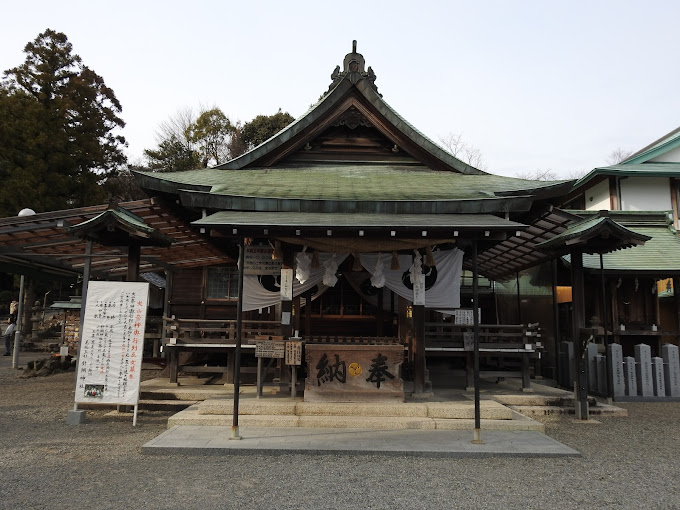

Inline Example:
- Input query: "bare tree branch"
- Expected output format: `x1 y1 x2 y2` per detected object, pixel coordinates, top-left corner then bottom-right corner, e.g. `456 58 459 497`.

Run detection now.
438 132 487 170
606 148 634 165
515 169 559 181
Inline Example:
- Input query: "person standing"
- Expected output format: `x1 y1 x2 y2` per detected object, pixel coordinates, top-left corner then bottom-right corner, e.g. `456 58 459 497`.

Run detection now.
4 300 18 356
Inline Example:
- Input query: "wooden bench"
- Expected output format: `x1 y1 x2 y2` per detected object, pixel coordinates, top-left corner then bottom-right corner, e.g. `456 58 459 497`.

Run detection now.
162 317 280 384
424 323 541 390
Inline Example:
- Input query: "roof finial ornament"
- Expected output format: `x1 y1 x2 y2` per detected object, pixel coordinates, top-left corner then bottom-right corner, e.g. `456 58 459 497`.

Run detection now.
325 40 381 97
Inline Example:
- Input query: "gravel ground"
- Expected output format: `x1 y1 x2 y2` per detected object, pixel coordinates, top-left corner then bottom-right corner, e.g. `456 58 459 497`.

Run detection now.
1 365 679 510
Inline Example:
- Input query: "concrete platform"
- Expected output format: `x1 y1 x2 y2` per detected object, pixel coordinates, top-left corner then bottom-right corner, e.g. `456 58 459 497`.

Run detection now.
142 425 580 458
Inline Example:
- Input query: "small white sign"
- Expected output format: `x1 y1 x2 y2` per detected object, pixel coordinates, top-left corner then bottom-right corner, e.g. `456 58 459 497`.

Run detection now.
280 268 294 301
413 273 425 306
453 308 481 325
463 332 475 351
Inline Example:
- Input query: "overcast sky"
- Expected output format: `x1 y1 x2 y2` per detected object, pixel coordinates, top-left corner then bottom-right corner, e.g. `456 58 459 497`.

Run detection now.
2 0 679 178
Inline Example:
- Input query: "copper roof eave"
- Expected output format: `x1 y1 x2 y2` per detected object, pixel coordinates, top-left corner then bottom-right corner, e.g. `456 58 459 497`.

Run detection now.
471 207 583 279
66 207 175 247
534 216 651 256
176 189 536 214
0 199 233 277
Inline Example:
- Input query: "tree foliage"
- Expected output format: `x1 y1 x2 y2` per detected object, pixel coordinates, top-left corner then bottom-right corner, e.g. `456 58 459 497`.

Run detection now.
240 110 295 149
144 108 294 170
144 134 199 172
0 29 126 216
186 108 236 166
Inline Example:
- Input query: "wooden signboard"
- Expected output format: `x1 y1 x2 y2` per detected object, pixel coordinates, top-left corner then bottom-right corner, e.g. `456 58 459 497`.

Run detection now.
244 246 282 275
285 340 302 366
255 340 285 358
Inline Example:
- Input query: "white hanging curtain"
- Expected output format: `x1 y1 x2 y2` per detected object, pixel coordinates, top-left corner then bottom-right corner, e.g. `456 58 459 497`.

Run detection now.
359 248 463 309
241 253 348 311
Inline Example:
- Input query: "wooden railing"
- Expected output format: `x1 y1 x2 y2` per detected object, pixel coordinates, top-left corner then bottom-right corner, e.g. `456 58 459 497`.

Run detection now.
161 317 281 384
424 322 542 389
163 317 281 343
303 335 403 345
425 322 541 350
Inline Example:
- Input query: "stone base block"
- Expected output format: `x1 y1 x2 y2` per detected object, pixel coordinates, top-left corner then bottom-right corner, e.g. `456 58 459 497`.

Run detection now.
66 410 87 425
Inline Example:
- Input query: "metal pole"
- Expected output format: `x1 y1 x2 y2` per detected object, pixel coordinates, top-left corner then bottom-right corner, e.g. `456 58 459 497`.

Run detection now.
472 239 483 444
230 238 245 440
72 240 92 412
11 274 25 369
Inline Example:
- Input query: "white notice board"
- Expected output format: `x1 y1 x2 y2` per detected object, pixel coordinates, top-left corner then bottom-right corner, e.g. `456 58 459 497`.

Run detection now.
75 281 150 405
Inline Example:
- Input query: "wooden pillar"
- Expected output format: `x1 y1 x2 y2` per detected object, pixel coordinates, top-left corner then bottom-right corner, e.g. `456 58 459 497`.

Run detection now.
610 279 620 331
551 259 561 382
674 277 680 340
571 250 589 420
600 254 612 400
304 289 312 337
280 250 294 337
516 271 522 324
413 304 425 394
127 239 141 282
293 295 301 335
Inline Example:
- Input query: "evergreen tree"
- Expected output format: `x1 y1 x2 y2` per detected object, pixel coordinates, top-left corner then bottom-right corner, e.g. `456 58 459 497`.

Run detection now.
0 29 126 216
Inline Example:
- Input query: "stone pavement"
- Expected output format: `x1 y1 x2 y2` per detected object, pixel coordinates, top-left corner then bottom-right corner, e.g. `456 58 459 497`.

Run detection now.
142 425 580 458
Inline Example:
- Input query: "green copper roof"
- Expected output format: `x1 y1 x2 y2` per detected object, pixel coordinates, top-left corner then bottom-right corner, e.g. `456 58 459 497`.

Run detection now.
572 162 680 190
67 207 174 247
536 214 649 255
622 125 680 164
135 165 571 202
561 212 680 274
194 211 525 230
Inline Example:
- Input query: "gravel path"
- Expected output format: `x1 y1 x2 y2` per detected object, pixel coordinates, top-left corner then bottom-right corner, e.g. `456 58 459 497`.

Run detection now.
1 365 679 510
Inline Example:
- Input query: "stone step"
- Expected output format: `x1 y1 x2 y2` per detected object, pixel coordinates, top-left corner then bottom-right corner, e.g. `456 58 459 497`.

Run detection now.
508 404 627 418
196 398 514 420
138 399 198 411
493 395 597 407
167 405 545 432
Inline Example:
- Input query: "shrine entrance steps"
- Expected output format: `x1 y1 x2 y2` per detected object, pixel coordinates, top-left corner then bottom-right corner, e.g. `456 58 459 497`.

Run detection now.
165 398 545 432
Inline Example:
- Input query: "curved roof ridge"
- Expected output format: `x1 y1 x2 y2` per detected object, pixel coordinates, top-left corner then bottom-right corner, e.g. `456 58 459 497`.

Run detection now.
215 43 487 175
